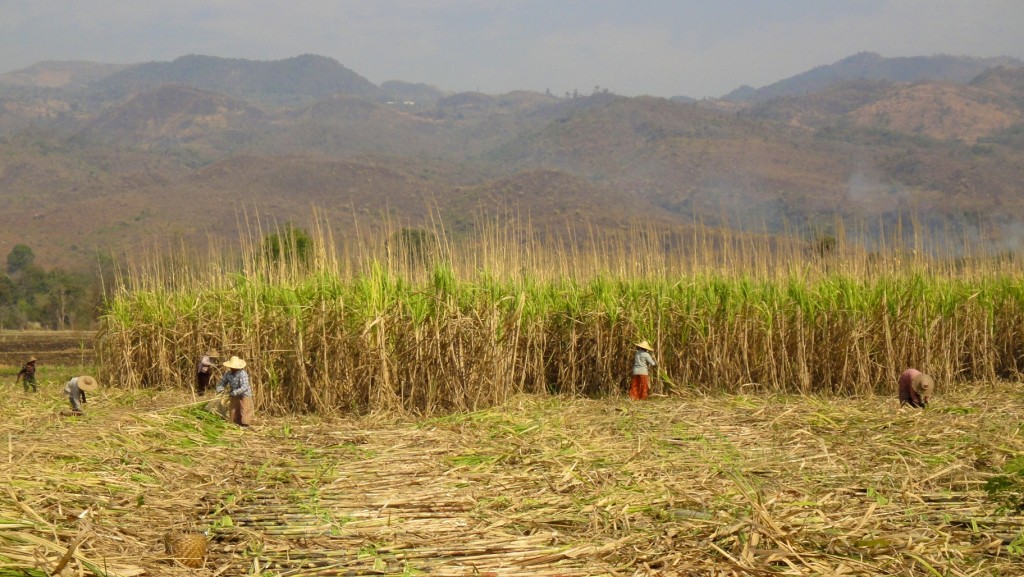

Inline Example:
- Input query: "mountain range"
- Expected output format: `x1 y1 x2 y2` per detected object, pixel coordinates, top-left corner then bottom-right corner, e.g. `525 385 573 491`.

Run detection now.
1 52 1022 269
723 52 1023 102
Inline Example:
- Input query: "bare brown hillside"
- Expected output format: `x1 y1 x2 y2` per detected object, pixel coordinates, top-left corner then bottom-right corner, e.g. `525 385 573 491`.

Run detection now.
495 97 873 221
970 66 1024 98
0 61 127 89
0 147 676 268
86 84 267 143
743 80 895 128
1 54 1024 270
847 83 1021 143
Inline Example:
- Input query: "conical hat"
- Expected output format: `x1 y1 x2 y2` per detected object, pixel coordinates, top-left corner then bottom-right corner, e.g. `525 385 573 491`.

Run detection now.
77 375 99 392
635 340 654 351
223 356 247 369
913 373 935 394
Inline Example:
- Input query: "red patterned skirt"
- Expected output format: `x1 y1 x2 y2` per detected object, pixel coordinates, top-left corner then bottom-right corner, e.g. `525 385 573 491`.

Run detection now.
629 375 650 400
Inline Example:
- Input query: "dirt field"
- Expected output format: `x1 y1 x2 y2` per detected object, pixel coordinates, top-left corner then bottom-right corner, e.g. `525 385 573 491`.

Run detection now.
2 385 1024 576
0 330 95 367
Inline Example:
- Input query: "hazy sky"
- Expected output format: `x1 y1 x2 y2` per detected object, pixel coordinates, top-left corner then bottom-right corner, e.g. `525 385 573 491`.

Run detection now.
2 0 1022 98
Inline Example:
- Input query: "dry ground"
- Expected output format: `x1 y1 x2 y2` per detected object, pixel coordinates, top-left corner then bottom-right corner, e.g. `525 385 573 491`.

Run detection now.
2 382 1024 576
0 331 95 367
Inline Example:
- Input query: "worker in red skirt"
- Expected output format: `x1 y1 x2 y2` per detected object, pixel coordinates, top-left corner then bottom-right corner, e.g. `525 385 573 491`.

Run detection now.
629 340 657 400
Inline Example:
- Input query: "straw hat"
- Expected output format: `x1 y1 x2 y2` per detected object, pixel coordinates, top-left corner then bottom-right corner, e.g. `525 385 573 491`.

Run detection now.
77 375 99 392
223 356 246 369
913 373 935 397
635 340 654 352
205 349 220 358
27 356 37 363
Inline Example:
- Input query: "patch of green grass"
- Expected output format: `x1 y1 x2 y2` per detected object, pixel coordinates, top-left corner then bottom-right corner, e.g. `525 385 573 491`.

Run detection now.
447 453 502 468
0 568 48 577
936 406 976 415
244 461 297 484
476 495 512 510
866 486 891 506
1006 533 1024 557
985 456 1024 513
158 453 194 467
171 406 230 444
129 473 159 485
421 407 533 435
921 454 956 466
357 543 380 557
807 412 840 429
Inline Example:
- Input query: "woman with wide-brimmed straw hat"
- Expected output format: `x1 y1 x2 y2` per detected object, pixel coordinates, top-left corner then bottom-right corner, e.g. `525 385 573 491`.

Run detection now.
629 340 657 400
898 368 935 408
195 349 219 395
216 356 254 426
64 375 98 415
16 356 38 392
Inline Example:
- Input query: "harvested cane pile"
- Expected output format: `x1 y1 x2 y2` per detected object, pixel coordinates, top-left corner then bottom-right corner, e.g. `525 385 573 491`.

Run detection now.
2 383 1024 575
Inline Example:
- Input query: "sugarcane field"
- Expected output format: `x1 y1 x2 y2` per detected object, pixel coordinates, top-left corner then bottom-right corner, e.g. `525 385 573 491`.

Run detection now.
4 222 1024 576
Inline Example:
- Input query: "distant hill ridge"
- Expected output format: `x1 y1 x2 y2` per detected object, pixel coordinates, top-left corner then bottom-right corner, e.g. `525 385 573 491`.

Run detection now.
1 51 1023 270
0 60 128 89
725 52 1024 102
89 54 380 104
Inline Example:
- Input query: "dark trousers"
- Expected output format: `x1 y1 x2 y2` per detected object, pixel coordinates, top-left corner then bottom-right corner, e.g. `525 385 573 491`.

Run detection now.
22 377 37 392
69 383 85 412
196 372 212 395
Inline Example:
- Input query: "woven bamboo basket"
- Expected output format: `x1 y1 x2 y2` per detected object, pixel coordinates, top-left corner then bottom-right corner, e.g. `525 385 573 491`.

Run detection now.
164 531 207 568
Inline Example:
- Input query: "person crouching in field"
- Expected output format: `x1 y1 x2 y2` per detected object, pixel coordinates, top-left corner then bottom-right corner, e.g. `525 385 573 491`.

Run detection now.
216 356 254 427
64 375 98 415
630 340 657 400
16 356 38 392
898 368 934 408
195 349 219 395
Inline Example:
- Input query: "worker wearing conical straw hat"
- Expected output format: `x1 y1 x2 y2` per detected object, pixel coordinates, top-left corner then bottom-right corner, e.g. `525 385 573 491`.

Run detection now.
195 349 219 395
16 356 38 393
64 375 98 415
898 368 934 408
629 340 657 401
216 356 254 427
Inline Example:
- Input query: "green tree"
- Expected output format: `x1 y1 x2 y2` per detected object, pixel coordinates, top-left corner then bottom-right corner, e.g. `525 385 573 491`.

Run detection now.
0 275 14 306
6 244 35 274
0 275 18 329
262 224 314 265
0 244 96 328
390 227 436 268
42 268 88 329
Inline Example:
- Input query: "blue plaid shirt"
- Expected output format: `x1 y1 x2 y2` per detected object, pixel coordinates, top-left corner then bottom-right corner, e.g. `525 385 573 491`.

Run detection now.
216 369 252 398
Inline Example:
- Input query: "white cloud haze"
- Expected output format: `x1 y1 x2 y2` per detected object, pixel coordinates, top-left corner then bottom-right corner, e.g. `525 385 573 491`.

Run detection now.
1 0 1022 98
